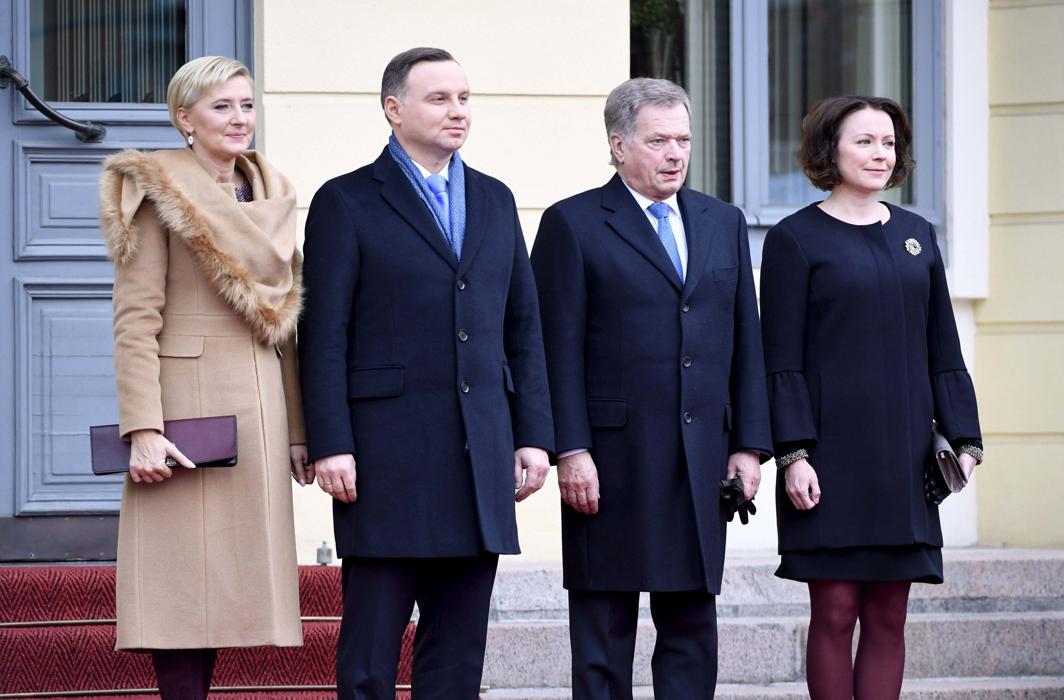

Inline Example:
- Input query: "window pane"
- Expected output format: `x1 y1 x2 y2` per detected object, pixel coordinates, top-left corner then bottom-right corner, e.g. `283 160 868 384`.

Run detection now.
631 0 687 85
631 0 731 201
768 0 912 205
30 0 187 103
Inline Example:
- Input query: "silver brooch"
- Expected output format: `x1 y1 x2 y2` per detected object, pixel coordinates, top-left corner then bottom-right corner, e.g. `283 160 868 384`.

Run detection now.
904 238 922 256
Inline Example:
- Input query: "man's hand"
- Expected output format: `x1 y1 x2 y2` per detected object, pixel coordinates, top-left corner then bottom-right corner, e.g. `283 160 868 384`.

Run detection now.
514 447 550 502
557 451 600 514
726 450 761 501
784 458 821 510
128 429 195 483
290 444 312 485
315 453 357 502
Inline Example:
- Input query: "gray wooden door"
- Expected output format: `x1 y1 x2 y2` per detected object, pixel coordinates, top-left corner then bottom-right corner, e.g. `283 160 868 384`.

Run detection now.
0 0 251 560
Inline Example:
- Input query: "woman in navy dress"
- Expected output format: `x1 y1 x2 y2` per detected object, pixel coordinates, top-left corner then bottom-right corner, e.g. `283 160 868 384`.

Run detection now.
760 96 983 700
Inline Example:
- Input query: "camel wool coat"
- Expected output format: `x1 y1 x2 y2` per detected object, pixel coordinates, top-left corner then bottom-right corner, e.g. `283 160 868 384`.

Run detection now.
100 148 305 650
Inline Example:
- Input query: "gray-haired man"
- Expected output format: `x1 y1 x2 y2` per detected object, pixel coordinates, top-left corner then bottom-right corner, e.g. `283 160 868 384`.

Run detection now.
530 78 772 699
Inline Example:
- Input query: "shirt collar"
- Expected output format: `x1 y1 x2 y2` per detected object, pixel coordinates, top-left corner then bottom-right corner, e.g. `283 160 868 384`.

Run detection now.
413 159 450 182
620 177 680 218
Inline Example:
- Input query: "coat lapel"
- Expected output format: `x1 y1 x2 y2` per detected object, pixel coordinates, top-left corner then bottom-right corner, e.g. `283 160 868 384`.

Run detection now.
456 168 487 277
677 188 712 301
373 149 458 270
602 174 683 292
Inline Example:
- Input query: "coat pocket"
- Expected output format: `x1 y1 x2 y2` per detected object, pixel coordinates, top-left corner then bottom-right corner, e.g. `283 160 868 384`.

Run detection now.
723 403 732 432
587 398 627 428
502 363 515 394
157 335 205 358
347 365 404 399
713 266 739 282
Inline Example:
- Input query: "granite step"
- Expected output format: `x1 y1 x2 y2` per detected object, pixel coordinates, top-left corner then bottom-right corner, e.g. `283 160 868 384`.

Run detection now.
481 676 1064 699
481 611 1064 687
489 548 1064 620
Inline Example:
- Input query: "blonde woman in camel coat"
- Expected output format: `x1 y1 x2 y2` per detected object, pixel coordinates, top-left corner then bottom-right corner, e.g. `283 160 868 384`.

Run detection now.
99 56 308 698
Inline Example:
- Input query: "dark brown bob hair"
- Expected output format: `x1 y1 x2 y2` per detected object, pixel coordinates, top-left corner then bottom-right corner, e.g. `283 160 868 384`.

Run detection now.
798 95 915 191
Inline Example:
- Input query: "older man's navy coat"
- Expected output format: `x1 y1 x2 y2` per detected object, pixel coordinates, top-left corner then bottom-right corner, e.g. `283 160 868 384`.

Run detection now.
298 148 554 558
531 175 773 594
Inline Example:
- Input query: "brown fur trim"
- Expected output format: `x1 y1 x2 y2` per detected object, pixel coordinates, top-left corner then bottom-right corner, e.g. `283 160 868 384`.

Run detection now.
100 150 302 345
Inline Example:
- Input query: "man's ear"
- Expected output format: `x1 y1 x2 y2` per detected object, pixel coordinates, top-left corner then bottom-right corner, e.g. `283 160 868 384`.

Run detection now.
383 96 402 127
609 134 625 165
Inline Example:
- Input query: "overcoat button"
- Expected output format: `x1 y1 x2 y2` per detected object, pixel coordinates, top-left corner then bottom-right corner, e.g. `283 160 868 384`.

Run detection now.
682 355 692 368
457 279 467 290
458 329 469 342
460 381 470 393
683 411 693 423
681 303 691 313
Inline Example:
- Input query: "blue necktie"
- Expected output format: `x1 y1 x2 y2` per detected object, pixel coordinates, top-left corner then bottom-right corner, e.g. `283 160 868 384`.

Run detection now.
425 173 451 241
648 202 684 283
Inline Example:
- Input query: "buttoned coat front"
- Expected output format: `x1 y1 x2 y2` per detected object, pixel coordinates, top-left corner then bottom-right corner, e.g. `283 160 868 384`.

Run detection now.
530 175 773 593
298 148 554 558
101 149 305 650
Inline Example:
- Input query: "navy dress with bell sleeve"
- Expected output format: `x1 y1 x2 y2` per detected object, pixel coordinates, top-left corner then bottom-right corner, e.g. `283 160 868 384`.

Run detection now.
760 203 981 583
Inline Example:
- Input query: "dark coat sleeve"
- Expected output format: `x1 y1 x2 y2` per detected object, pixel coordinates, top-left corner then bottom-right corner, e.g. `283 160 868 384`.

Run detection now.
760 224 818 453
926 226 982 447
503 198 555 453
728 212 774 459
298 182 359 463
530 205 591 457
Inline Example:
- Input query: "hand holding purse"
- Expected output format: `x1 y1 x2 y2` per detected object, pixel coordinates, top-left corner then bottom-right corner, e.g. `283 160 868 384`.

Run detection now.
924 422 968 505
90 415 238 475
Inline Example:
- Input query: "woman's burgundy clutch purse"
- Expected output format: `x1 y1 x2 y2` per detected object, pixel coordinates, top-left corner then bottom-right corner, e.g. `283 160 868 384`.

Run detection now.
89 415 238 475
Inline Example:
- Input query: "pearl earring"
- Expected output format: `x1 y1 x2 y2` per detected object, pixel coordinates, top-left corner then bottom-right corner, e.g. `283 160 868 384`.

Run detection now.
187 134 194 146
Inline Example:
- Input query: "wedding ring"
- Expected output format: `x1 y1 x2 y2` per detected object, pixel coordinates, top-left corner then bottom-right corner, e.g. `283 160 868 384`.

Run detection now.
164 457 178 468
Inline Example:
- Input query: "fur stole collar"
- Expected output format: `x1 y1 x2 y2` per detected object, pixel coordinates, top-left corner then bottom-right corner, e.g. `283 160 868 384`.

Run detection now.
100 149 302 346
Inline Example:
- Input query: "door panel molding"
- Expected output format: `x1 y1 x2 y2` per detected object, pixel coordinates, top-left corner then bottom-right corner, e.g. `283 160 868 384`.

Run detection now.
14 278 120 515
12 141 135 260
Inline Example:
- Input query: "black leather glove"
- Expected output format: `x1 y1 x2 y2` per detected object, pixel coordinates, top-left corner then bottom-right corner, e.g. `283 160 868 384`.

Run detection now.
720 476 757 525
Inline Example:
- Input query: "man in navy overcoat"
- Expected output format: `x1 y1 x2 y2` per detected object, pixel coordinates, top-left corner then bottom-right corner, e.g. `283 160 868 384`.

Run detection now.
298 47 554 699
530 78 773 699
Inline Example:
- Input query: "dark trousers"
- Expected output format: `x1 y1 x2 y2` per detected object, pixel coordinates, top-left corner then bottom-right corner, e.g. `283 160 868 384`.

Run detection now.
150 648 217 700
569 589 718 700
337 554 499 700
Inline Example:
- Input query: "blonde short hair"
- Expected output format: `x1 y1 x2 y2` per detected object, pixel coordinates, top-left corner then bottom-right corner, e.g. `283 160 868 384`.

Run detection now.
166 56 253 142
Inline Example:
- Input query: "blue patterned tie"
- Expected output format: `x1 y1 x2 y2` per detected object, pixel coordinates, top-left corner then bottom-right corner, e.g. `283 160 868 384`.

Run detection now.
648 202 684 283
425 173 451 240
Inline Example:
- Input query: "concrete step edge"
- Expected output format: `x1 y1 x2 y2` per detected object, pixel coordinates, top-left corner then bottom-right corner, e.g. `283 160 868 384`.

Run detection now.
481 676 1064 699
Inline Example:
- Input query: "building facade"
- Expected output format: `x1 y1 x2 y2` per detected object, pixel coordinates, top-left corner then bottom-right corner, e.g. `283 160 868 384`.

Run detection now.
0 0 1059 562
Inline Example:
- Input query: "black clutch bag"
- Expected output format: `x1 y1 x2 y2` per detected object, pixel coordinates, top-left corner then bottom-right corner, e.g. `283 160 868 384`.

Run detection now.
924 422 968 505
89 415 238 475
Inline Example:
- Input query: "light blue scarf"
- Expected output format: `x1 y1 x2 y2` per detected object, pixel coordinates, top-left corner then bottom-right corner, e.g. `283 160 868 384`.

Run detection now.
387 134 466 258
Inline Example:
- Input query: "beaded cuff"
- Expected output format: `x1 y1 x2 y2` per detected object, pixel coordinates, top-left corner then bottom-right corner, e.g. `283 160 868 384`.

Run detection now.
775 449 809 470
959 444 984 465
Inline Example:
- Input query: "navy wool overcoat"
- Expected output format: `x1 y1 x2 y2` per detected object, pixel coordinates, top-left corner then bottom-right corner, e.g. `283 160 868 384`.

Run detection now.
298 148 554 558
531 175 773 594
760 203 982 552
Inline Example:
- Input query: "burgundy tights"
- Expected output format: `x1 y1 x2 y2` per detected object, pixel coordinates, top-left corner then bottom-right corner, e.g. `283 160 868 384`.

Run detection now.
150 648 217 700
805 580 911 700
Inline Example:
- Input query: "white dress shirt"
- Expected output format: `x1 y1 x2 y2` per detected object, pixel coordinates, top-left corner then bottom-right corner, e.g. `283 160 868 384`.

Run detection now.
413 160 450 181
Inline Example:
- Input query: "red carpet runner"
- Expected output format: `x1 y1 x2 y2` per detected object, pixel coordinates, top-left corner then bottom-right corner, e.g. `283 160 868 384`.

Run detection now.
0 565 414 698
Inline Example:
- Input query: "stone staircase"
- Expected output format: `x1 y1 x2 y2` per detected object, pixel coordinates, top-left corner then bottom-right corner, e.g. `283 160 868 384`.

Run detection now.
479 548 1064 699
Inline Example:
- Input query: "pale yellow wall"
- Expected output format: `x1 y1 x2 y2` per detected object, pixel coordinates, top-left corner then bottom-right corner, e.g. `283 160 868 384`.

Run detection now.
977 0 1064 547
254 0 629 565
